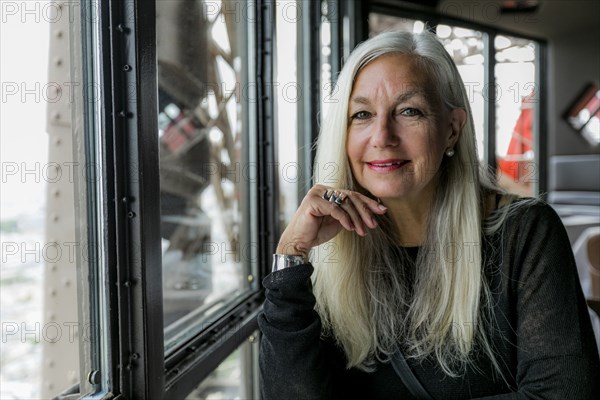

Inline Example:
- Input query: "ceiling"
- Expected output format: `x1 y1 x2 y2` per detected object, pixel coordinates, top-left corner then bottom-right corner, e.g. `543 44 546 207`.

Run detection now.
436 0 600 39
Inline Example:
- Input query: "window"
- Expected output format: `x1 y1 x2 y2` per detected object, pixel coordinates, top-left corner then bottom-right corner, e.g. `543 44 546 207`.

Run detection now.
495 35 539 196
48 0 276 398
156 0 257 354
0 3 83 397
565 84 600 146
185 331 259 399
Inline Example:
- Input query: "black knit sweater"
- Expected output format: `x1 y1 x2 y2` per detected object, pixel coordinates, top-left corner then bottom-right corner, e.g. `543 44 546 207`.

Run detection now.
258 201 600 399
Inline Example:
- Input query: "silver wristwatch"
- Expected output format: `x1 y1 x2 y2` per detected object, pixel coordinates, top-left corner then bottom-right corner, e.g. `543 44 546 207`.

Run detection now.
272 254 308 272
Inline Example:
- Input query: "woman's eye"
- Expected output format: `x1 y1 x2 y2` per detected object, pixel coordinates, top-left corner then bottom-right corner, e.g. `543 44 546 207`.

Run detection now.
399 108 422 117
351 111 371 120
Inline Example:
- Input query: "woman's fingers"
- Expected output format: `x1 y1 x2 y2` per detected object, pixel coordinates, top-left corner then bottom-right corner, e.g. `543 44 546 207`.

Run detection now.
278 185 388 254
343 191 386 233
313 186 386 237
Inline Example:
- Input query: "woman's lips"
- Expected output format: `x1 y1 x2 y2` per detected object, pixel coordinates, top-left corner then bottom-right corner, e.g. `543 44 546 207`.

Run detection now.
366 159 410 172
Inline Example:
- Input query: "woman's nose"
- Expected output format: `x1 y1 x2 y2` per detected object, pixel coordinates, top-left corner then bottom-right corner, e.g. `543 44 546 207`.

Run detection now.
370 115 400 148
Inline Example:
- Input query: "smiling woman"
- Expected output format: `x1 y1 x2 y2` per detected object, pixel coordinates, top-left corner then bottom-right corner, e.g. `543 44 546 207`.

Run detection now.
259 30 600 399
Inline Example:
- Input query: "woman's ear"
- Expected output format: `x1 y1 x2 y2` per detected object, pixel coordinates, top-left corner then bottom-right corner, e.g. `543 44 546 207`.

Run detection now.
448 107 467 146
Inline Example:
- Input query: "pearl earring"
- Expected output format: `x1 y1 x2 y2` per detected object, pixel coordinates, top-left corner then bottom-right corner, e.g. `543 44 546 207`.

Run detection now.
445 148 455 157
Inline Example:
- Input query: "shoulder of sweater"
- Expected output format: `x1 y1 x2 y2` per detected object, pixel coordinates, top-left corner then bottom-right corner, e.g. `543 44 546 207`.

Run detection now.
489 197 567 255
504 197 561 226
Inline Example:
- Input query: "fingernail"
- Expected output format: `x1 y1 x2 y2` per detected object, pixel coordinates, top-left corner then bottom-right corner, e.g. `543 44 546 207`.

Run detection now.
371 218 377 227
378 205 387 211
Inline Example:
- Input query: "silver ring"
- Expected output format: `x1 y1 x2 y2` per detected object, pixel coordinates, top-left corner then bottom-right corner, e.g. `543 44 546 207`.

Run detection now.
329 191 339 203
323 190 345 206
328 191 337 203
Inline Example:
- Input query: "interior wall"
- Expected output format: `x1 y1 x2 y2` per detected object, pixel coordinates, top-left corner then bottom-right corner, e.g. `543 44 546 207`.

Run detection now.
549 28 600 156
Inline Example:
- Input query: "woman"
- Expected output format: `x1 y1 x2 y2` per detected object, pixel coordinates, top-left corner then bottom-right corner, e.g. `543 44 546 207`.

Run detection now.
258 30 599 399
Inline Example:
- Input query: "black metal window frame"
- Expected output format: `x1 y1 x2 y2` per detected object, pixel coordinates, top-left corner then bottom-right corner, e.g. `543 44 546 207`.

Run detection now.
365 1 548 196
78 0 276 398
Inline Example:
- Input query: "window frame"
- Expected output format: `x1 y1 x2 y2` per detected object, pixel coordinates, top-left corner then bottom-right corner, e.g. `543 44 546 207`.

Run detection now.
73 0 276 398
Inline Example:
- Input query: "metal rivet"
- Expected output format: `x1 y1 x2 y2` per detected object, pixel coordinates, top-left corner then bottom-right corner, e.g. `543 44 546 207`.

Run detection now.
52 112 60 120
51 214 59 222
128 211 136 218
131 353 140 360
123 64 132 72
54 138 62 146
88 370 101 385
247 275 254 283
55 30 63 38
248 335 256 343
54 58 63 67
48 85 61 98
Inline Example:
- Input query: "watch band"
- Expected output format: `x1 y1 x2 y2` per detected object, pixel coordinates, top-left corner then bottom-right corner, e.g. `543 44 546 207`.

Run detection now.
272 254 308 272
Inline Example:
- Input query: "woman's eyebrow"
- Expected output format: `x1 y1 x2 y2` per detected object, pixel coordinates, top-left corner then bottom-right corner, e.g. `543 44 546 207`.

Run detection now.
393 90 424 104
350 96 371 105
350 90 425 106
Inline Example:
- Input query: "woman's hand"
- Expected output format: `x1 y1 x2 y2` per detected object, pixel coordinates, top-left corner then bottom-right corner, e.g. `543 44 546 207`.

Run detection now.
276 185 387 257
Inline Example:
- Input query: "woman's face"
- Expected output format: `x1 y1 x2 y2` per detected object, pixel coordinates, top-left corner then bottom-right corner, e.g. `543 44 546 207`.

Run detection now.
346 53 463 204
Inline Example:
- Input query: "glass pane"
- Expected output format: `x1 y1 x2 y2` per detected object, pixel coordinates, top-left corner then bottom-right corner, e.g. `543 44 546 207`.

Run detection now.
495 35 538 196
582 108 600 145
157 0 256 352
565 84 600 145
185 332 258 399
276 0 300 227
435 25 485 162
0 11 52 399
320 0 333 119
369 15 486 161
369 13 425 36
1 3 86 398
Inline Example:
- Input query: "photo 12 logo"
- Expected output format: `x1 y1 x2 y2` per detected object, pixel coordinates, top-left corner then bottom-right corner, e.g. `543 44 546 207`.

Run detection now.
0 2 100 24
2 321 99 344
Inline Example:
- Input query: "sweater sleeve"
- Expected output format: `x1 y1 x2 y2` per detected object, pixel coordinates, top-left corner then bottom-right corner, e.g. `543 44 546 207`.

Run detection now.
258 264 339 400
482 203 600 399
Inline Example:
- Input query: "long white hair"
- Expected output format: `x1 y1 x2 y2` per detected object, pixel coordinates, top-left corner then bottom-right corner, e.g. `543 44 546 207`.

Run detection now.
311 30 516 377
